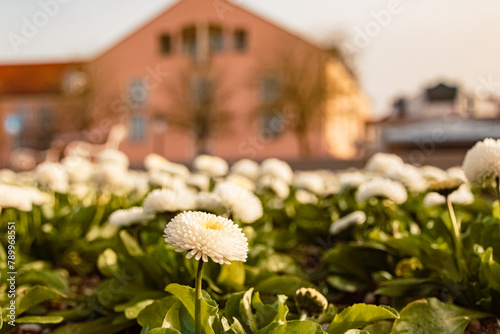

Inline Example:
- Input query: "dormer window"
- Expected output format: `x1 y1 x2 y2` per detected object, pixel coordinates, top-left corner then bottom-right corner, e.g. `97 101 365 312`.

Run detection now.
182 26 197 57
159 33 172 55
234 29 248 52
209 25 224 53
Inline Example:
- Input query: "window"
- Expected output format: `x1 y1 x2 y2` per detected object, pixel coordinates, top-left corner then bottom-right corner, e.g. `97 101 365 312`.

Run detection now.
209 25 224 53
128 79 147 107
261 109 285 139
39 107 52 129
130 115 146 142
234 29 247 52
260 75 282 103
182 26 197 57
159 33 172 55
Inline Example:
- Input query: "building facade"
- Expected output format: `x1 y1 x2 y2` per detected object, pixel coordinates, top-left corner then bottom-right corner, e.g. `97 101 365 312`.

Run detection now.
368 82 500 167
0 0 370 168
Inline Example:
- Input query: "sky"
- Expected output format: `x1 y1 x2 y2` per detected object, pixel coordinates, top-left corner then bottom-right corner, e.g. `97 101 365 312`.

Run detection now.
1 0 500 117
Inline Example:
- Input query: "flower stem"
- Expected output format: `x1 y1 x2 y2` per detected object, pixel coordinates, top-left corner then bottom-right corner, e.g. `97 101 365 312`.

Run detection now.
495 176 500 203
195 259 204 334
299 310 308 321
446 196 465 278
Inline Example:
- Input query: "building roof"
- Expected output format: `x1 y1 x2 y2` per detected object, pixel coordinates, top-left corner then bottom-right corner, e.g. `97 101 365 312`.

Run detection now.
0 62 84 96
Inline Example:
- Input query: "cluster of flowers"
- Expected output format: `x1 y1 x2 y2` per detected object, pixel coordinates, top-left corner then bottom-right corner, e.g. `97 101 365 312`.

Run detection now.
2 138 500 264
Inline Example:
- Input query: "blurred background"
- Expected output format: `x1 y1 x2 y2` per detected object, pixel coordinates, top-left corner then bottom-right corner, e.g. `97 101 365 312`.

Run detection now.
1 0 500 170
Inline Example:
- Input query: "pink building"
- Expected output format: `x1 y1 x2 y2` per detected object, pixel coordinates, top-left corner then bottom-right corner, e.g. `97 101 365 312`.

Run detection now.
0 0 370 168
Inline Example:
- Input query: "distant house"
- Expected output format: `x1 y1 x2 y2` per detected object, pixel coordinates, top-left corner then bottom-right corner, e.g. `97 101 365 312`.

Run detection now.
0 0 370 168
367 82 500 167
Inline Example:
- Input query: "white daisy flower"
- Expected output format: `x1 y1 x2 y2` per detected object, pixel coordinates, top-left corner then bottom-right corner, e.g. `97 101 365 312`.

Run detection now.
447 167 467 182
365 153 404 175
225 174 256 192
144 153 169 171
424 185 474 207
293 171 325 195
195 192 226 214
62 156 95 184
214 182 263 223
36 162 69 193
109 207 154 226
149 170 186 190
0 185 48 211
93 164 131 195
257 174 290 199
143 188 196 214
230 159 260 181
420 166 448 182
164 211 249 264
260 158 293 184
339 171 367 189
97 149 129 169
385 164 428 193
330 211 366 235
295 189 318 204
186 173 211 192
463 138 500 187
356 178 408 204
193 155 228 177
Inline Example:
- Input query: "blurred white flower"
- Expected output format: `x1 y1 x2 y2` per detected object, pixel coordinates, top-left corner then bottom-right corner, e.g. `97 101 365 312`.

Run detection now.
164 211 248 264
148 170 186 191
186 173 211 192
97 149 129 169
0 169 17 185
329 211 366 235
128 171 150 198
36 162 69 193
230 159 260 181
365 153 404 175
339 171 366 189
295 189 318 204
463 138 500 187
424 185 474 207
93 164 131 195
193 155 228 177
293 171 325 195
214 182 263 223
447 167 467 182
225 174 256 192
385 164 427 193
257 174 290 199
143 188 196 214
144 153 168 171
0 185 48 211
260 158 293 184
109 207 154 226
420 166 448 182
195 192 226 214
356 178 407 204
62 156 94 184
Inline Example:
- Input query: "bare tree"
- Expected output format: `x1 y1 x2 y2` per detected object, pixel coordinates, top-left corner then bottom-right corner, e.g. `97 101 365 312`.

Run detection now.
163 62 233 156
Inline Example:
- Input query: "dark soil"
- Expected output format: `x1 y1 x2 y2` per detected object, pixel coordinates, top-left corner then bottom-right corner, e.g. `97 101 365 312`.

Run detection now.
465 317 500 334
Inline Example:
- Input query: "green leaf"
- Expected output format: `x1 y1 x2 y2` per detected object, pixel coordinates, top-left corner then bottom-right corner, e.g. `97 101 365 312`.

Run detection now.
258 320 326 334
479 247 500 292
137 296 178 329
392 298 490 334
221 317 247 334
148 328 182 334
327 304 399 334
18 285 66 315
217 262 246 291
52 315 135 334
97 248 121 277
362 320 393 334
18 268 70 293
254 275 315 296
240 288 258 332
164 283 219 334
17 315 64 324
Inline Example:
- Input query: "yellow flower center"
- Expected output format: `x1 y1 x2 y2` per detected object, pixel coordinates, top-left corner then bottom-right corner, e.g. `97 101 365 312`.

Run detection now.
198 217 226 231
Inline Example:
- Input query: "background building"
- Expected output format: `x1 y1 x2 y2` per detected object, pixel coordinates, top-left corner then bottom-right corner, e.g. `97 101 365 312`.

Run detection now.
368 82 500 167
0 0 370 168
